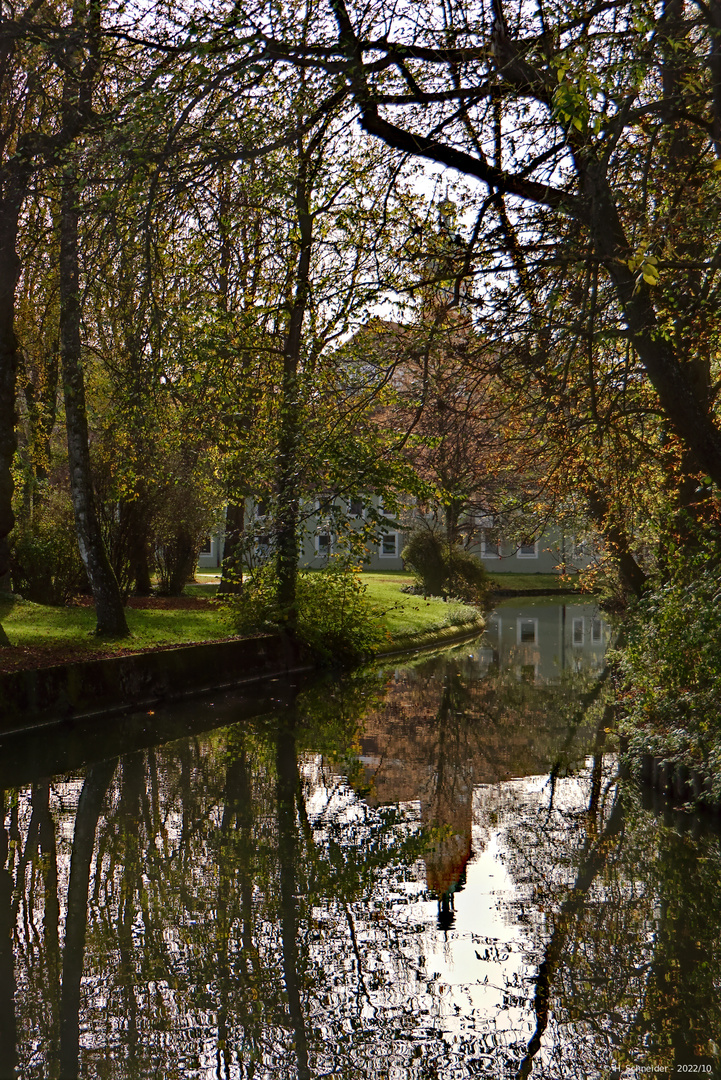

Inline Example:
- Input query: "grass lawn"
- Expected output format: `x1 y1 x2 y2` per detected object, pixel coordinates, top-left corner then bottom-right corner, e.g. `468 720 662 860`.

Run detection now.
359 572 482 646
486 571 583 593
0 595 233 672
0 569 485 673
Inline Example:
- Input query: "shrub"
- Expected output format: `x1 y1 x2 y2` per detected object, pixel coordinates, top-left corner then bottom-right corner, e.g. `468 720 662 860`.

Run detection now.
402 527 488 605
10 488 87 604
231 564 281 635
232 563 387 666
153 482 221 596
617 554 721 799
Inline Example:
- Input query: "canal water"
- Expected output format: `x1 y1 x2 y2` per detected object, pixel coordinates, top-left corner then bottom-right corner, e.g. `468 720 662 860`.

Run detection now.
3 598 721 1079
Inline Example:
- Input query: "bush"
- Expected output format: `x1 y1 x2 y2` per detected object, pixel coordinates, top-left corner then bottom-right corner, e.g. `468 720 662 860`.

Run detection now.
402 527 488 605
617 555 721 799
152 481 221 596
232 563 387 666
10 489 87 604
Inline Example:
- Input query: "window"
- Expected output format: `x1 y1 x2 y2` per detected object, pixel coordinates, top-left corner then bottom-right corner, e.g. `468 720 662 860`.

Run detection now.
379 532 398 557
256 500 269 518
257 533 270 548
316 532 332 556
517 618 538 644
349 498 363 517
199 537 212 555
518 540 538 559
572 617 584 645
591 618 603 644
572 536 589 559
481 530 501 558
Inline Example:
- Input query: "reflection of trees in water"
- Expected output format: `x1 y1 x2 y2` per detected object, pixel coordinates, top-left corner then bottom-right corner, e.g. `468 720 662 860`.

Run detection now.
350 653 604 936
0 789 18 1079
3 658 721 1078
6 718 442 1077
496 751 721 1077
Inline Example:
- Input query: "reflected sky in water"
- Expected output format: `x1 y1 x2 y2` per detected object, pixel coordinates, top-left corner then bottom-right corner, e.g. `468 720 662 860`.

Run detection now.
2 600 721 1079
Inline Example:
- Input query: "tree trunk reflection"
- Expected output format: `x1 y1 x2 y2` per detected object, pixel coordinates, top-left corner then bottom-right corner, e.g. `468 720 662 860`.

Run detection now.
59 758 117 1080
0 790 17 1078
276 721 310 1080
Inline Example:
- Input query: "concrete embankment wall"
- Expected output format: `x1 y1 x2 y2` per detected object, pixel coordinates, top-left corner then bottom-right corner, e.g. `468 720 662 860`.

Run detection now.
0 620 487 736
0 634 314 735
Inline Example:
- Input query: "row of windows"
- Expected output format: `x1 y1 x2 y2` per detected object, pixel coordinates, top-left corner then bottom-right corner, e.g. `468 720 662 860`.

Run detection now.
516 617 604 646
481 533 591 560
481 537 539 559
316 532 399 558
202 530 401 559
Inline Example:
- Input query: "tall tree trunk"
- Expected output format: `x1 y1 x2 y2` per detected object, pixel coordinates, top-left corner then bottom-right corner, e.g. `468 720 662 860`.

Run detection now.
218 501 245 596
59 168 128 636
0 190 26 637
275 146 313 626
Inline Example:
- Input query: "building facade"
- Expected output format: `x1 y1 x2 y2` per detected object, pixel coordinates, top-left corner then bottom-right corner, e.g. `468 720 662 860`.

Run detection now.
199 497 594 576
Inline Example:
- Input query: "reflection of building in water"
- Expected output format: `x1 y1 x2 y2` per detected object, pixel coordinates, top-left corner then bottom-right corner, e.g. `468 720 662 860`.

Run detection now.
423 749 474 929
342 602 611 924
478 600 610 683
354 676 478 928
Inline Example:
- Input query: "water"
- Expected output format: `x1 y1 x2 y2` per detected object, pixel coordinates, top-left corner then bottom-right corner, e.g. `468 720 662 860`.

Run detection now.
3 598 721 1079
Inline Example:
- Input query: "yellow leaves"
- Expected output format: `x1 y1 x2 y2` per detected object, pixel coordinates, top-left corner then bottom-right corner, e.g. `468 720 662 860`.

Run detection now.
627 250 660 288
641 260 660 286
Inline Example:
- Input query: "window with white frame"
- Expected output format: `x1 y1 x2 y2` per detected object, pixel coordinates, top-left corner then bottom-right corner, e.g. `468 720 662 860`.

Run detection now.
517 540 538 558
379 532 398 557
315 532 332 556
199 537 212 555
591 617 603 644
517 618 538 644
572 617 584 645
349 497 364 517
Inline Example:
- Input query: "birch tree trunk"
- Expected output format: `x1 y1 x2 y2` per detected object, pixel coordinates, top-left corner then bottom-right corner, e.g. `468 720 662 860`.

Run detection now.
59 167 129 636
274 146 313 626
0 181 29 637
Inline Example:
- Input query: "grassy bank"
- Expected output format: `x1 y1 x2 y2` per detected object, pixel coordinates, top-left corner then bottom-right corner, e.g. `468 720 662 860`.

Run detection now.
486 571 583 594
359 572 483 649
0 571 483 672
0 595 233 672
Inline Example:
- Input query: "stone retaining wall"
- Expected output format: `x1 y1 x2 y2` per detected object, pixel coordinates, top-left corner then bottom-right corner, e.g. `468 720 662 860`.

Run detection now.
0 634 313 734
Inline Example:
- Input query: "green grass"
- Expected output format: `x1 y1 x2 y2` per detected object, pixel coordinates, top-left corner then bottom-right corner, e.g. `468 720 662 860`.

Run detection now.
0 570 484 670
0 595 232 661
360 572 482 647
486 571 582 593
185 581 220 599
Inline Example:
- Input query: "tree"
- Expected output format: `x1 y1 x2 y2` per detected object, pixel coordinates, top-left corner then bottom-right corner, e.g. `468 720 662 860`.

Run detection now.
57 0 129 636
164 65 420 622
242 0 721 570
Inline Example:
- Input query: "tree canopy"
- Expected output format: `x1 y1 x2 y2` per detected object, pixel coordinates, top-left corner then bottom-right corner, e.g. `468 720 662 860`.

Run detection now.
3 0 721 632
